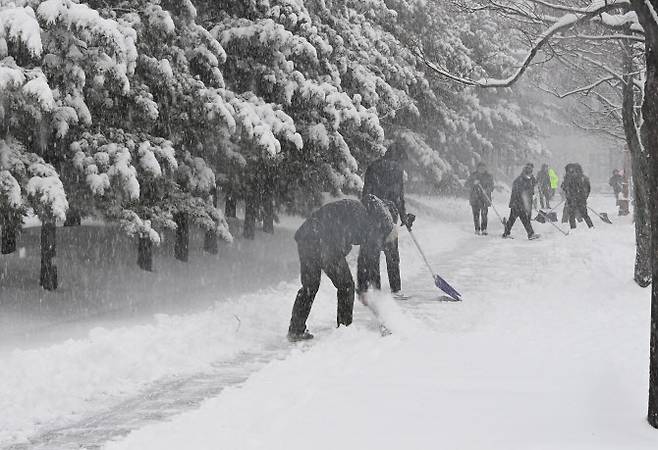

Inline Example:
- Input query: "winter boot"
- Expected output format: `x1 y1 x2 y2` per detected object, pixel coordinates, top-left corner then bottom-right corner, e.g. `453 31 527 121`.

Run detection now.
528 233 541 240
392 291 411 301
287 329 314 342
481 229 488 236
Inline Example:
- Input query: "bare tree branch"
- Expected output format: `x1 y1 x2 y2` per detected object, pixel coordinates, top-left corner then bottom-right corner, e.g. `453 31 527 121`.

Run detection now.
417 0 632 88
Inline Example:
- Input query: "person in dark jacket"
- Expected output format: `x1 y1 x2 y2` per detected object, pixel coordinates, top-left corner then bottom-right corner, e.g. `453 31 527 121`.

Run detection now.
288 195 395 342
609 169 623 202
536 163 552 209
502 163 539 240
562 163 594 229
360 141 415 296
464 162 494 235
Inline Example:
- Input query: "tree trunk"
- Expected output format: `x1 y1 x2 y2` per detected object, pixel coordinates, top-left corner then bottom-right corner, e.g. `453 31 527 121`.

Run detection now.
204 230 218 254
40 222 57 290
63 207 82 227
622 48 652 287
225 195 237 218
262 191 274 234
648 52 658 430
632 0 658 427
174 212 189 262
243 195 257 240
137 236 153 271
1 222 17 255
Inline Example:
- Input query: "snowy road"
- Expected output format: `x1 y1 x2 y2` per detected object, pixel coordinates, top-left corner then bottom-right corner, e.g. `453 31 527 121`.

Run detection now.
2 196 657 449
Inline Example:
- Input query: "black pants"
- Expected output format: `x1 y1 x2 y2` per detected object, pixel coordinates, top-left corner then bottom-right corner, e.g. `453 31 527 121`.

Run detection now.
357 239 400 293
568 202 594 229
471 204 488 232
289 241 355 334
503 207 534 237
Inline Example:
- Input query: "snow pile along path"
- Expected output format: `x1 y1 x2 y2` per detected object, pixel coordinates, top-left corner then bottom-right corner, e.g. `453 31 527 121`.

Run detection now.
0 198 466 447
106 199 658 450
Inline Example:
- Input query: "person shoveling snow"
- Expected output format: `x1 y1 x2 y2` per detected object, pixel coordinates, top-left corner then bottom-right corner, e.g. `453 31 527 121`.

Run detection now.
287 195 395 342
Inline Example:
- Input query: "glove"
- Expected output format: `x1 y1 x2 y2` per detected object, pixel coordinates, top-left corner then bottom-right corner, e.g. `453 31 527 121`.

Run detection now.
403 213 416 230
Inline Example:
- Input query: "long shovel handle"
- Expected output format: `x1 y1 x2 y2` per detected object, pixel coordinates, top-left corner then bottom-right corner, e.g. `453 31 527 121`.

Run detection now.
477 184 505 225
407 228 436 279
548 198 565 213
407 228 462 301
537 210 569 236
587 206 613 224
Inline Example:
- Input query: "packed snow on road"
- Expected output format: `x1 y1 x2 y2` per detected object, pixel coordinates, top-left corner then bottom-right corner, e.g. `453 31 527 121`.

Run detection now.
2 0 658 449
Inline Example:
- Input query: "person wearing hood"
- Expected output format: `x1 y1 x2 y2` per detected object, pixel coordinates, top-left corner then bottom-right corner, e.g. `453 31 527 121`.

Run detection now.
288 195 395 342
360 140 416 297
465 162 494 235
502 163 540 240
562 163 594 229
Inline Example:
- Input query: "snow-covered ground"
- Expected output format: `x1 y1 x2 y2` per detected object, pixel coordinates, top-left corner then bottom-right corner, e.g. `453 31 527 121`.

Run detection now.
2 194 657 449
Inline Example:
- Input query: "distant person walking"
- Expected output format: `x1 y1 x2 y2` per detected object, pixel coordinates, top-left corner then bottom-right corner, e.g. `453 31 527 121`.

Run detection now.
465 162 494 235
562 163 594 229
609 169 623 202
502 163 539 240
537 164 552 209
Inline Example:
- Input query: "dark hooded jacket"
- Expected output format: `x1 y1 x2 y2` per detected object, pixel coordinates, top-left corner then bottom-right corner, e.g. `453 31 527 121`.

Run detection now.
465 170 494 207
562 163 591 206
295 197 394 260
509 174 536 211
361 144 407 222
537 166 551 193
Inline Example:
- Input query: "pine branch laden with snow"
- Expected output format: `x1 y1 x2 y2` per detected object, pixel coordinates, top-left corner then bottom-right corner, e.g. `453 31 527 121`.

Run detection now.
176 151 216 195
115 209 161 244
0 138 65 220
71 131 183 202
24 158 68 222
0 4 42 57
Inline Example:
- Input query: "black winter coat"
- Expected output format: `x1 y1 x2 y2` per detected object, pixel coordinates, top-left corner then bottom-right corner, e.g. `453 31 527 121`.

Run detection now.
509 175 536 211
465 171 494 207
562 174 591 206
362 158 406 222
295 198 393 260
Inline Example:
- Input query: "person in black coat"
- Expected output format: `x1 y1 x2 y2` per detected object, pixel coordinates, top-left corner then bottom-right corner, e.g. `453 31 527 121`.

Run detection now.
562 163 594 229
360 141 415 296
502 163 539 240
465 162 494 235
288 195 395 341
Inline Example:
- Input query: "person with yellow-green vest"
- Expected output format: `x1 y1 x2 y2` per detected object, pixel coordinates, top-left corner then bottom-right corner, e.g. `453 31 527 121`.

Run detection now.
548 167 559 194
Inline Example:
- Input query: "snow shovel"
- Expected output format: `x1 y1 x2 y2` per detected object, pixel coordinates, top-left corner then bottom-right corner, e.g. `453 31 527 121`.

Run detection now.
406 228 462 301
477 184 507 227
588 206 613 224
536 210 569 236
534 199 564 222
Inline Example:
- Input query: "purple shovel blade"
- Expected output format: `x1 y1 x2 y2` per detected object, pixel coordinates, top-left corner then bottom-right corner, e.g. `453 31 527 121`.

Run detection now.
433 274 462 301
